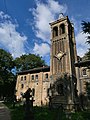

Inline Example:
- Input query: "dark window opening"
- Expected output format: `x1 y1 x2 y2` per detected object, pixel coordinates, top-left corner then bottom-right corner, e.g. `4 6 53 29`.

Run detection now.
24 76 26 80
36 75 38 80
32 75 34 80
21 84 24 89
32 88 35 96
20 92 23 96
57 84 64 95
82 69 87 76
47 88 49 96
60 24 65 34
53 26 58 37
45 73 48 79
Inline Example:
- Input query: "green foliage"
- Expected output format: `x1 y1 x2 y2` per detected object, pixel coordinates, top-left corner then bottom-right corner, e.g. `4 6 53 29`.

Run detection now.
14 54 46 71
11 106 24 120
81 21 90 60
71 111 90 120
84 49 90 60
0 49 16 99
71 112 84 120
3 101 90 120
0 48 46 100
4 102 90 120
0 49 15 71
82 21 90 44
86 82 90 100
34 107 58 120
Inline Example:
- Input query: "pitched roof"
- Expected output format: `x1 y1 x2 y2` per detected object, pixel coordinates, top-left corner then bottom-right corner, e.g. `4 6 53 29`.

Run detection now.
75 60 90 67
17 66 50 75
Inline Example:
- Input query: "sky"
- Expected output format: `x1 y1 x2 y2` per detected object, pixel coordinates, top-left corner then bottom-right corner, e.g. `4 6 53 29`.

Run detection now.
0 0 90 65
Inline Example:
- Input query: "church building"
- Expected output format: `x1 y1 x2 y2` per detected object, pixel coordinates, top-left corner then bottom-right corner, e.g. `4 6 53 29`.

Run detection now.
15 15 90 109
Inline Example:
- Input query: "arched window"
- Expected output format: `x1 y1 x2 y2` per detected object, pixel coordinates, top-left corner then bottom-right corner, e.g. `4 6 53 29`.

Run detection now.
60 24 65 35
53 26 58 37
35 75 38 80
32 75 34 80
21 84 24 89
24 76 26 80
32 88 35 96
82 69 87 76
57 84 64 95
45 73 48 79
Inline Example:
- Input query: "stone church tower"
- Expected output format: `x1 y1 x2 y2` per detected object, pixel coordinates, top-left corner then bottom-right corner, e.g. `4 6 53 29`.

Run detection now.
49 14 78 107
50 14 77 76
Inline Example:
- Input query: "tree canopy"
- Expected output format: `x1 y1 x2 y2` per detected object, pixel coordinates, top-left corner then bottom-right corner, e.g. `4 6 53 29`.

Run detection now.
0 49 46 100
14 54 46 71
82 21 90 44
0 49 15 71
81 21 90 60
0 49 15 99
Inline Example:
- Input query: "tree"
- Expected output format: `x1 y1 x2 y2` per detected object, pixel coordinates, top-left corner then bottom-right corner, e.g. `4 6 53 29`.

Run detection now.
0 49 15 99
86 82 90 100
0 49 46 100
0 49 15 71
82 21 90 44
82 21 90 60
14 54 46 71
84 49 90 60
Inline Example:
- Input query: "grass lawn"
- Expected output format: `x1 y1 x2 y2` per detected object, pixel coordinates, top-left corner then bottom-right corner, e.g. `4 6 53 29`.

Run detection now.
4 102 24 120
4 102 90 120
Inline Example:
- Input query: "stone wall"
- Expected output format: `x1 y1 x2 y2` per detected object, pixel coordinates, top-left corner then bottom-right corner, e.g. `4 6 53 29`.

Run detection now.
16 69 51 106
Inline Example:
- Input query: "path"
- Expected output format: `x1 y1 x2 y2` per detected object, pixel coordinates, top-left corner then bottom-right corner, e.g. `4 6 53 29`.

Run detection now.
0 101 11 120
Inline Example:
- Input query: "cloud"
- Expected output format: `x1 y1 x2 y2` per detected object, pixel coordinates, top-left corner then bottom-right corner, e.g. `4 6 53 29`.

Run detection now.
70 16 89 57
76 31 89 57
0 11 10 20
33 42 50 57
30 0 89 59
70 17 80 33
30 0 67 43
0 11 27 58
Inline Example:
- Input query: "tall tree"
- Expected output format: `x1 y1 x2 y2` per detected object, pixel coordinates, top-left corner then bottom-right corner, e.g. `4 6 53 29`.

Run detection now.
82 21 90 44
82 21 90 60
0 49 15 71
14 54 46 71
0 49 15 99
84 49 90 60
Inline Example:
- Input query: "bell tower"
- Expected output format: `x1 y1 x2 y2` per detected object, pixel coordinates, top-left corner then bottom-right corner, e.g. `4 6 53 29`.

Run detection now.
49 15 78 107
50 15 77 77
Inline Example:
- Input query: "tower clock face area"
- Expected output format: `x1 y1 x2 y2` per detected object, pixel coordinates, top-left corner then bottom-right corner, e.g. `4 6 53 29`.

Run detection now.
50 16 76 77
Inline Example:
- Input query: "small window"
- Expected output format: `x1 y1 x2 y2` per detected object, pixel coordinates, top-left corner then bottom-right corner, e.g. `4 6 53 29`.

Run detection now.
24 76 26 80
45 73 48 79
21 76 23 81
32 88 35 96
82 69 87 76
21 84 24 89
20 92 23 96
32 75 34 80
53 26 58 37
36 75 38 80
60 24 65 35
